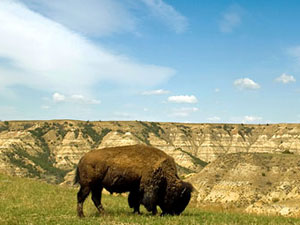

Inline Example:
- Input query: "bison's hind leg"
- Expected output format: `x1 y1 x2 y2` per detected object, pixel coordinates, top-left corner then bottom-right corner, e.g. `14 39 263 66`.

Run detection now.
91 185 104 214
77 185 91 218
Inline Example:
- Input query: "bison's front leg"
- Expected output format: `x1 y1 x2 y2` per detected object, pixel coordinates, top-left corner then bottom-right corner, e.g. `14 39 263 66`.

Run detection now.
128 191 141 214
77 185 91 218
91 185 105 214
151 207 158 215
141 191 159 216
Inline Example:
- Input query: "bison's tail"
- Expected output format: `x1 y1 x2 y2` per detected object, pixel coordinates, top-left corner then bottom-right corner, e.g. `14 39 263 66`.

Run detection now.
74 166 80 185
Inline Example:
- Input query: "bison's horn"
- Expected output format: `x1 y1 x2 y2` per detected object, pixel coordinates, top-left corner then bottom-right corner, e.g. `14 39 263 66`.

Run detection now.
181 187 187 196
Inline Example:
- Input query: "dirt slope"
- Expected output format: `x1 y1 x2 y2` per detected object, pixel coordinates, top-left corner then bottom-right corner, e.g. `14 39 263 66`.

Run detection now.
187 152 300 216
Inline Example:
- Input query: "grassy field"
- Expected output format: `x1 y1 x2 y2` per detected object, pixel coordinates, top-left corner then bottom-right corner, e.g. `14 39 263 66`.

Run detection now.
1 174 300 225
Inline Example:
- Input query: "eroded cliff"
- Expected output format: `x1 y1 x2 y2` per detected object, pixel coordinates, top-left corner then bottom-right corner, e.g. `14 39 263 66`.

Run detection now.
1 120 300 183
187 153 300 216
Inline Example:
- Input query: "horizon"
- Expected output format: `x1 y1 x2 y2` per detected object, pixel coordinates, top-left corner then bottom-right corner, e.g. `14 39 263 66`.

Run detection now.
0 0 300 123
1 118 298 126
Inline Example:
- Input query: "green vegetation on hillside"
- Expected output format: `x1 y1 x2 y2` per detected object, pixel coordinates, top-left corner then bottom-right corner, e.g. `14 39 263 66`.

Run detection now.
177 148 208 168
237 125 254 141
1 173 300 225
54 122 68 139
81 122 111 147
5 145 69 183
177 124 193 138
135 121 166 145
176 164 195 175
0 125 8 132
29 126 51 152
0 121 10 132
223 124 234 135
4 124 70 183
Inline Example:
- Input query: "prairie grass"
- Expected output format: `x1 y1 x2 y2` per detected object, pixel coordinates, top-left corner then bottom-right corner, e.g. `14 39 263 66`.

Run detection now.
1 173 300 225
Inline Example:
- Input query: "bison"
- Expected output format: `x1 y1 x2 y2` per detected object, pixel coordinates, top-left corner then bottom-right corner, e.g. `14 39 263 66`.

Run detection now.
74 144 193 217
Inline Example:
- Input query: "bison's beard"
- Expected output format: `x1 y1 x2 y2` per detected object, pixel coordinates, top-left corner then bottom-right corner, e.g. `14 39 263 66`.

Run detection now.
160 181 194 215
173 181 193 215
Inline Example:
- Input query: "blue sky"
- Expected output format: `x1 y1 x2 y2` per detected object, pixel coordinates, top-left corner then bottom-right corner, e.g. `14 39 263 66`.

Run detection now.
0 0 300 123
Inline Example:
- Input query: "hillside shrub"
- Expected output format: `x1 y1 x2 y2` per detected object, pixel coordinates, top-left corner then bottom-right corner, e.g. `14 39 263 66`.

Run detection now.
74 129 79 139
81 123 111 147
6 145 69 183
282 149 293 154
136 121 166 145
0 125 8 132
223 124 234 135
176 148 208 167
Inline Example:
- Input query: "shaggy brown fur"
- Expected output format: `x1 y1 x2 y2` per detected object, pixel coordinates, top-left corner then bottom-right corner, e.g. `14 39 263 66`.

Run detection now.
74 144 193 217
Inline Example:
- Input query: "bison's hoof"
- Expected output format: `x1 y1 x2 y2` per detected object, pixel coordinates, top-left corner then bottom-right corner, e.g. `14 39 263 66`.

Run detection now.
78 213 85 218
98 206 105 213
77 203 85 218
152 210 157 216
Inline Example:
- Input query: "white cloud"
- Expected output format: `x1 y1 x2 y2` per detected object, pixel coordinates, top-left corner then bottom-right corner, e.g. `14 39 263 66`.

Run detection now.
70 94 101 104
21 0 137 37
243 116 262 123
168 95 198 104
219 5 243 33
214 88 220 93
53 93 66 103
141 0 188 33
208 116 221 122
170 107 199 117
275 73 296 84
142 89 170 95
21 0 187 36
41 105 50 110
234 78 260 90
52 93 100 104
231 115 262 123
0 0 175 97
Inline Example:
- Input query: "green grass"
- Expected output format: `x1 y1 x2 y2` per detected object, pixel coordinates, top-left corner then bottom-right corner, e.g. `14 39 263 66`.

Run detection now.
1 174 300 225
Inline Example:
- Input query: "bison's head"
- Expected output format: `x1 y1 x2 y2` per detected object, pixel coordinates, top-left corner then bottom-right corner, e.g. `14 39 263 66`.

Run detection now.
160 180 194 215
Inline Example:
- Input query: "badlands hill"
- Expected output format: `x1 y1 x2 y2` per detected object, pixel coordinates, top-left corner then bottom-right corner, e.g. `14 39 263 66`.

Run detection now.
1 120 300 215
0 120 209 183
188 152 300 216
